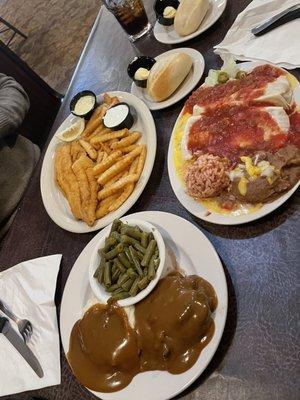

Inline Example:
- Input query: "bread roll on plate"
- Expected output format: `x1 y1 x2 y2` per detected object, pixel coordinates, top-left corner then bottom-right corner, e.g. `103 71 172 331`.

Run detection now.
147 52 193 102
174 0 210 36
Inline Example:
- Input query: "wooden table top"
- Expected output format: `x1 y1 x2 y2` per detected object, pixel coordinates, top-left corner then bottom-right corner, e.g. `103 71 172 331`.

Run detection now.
1 1 299 399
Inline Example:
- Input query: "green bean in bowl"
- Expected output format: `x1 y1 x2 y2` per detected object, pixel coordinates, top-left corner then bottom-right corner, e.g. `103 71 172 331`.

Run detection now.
89 218 165 306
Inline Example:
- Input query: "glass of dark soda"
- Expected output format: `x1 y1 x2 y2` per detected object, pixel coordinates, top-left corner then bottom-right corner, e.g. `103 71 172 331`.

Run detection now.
103 0 151 42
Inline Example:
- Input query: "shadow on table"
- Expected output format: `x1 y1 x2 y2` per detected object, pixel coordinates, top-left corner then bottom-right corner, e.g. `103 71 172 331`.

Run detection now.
174 258 237 399
192 192 299 240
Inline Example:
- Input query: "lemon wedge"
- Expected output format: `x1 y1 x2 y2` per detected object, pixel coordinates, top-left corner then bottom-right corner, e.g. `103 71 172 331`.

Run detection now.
56 117 85 142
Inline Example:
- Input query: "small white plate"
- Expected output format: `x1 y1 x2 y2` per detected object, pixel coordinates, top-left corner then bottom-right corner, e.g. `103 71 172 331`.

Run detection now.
89 218 166 307
40 91 156 233
60 211 228 400
153 0 227 45
167 62 300 225
131 48 205 111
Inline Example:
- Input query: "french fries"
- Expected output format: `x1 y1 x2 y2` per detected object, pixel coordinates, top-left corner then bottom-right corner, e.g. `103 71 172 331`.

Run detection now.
96 193 120 218
135 145 147 179
108 183 134 212
97 146 143 185
93 150 122 176
111 132 141 149
81 104 108 138
98 174 137 200
79 139 97 160
100 143 112 155
88 125 111 142
104 169 129 187
103 94 119 107
54 93 147 227
129 156 139 174
102 152 108 162
90 129 129 145
119 144 139 153
97 150 105 164
86 105 103 128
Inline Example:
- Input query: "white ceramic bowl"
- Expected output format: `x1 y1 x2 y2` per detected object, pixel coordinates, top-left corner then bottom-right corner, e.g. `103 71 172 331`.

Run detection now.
89 218 166 307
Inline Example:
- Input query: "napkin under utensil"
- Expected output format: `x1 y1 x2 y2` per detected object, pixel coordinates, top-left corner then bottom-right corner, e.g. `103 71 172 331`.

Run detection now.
0 255 62 396
214 0 300 69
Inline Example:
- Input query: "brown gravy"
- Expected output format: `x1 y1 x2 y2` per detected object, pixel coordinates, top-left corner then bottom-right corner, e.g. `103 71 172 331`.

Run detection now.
68 272 218 392
68 303 140 392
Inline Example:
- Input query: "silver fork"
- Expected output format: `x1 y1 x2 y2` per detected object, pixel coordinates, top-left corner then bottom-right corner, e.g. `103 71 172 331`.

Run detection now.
0 299 33 342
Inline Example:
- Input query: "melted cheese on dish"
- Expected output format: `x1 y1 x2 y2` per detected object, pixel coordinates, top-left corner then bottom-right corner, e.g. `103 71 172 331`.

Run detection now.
286 72 298 90
173 113 191 182
200 198 262 216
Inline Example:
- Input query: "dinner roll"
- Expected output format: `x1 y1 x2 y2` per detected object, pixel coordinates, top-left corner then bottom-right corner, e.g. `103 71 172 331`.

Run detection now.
174 0 210 36
147 53 193 102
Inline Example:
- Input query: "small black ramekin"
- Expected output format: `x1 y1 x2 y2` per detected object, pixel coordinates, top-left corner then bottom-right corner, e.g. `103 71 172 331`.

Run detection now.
127 56 157 88
154 0 179 26
70 90 97 120
103 102 134 131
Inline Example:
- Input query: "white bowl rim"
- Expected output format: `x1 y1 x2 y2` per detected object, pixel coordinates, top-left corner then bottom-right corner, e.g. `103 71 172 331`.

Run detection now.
89 218 166 307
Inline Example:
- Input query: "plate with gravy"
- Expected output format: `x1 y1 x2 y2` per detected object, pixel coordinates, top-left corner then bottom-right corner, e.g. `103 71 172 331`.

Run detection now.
60 211 228 400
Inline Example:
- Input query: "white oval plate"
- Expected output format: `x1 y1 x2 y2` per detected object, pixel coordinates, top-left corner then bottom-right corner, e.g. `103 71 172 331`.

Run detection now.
167 62 300 225
131 48 205 110
153 0 227 45
60 211 228 400
40 91 156 233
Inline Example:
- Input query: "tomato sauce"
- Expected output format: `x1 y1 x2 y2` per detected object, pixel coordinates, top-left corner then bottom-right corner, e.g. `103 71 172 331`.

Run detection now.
188 104 288 162
288 111 300 148
185 64 284 114
287 102 297 115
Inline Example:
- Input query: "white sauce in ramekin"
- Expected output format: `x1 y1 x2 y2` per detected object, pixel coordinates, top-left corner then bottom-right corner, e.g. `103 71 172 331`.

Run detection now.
74 95 95 115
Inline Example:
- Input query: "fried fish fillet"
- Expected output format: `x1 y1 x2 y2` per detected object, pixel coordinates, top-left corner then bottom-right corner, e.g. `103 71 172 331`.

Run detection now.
72 155 98 226
55 144 83 220
70 141 86 163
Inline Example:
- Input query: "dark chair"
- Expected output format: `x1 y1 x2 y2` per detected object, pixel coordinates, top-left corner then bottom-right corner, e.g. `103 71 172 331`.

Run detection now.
0 41 63 149
0 16 27 46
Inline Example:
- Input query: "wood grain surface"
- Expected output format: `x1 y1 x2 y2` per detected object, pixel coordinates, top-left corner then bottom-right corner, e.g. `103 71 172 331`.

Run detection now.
0 1 299 399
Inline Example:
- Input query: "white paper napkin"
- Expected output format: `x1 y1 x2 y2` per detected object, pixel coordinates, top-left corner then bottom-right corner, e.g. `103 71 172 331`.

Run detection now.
0 254 62 396
214 0 300 69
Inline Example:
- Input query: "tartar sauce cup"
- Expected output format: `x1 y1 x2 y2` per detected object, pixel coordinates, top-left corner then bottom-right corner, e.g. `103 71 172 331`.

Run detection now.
70 90 97 119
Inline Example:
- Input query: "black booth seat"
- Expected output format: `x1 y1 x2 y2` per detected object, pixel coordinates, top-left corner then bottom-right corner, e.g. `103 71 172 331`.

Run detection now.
0 40 63 149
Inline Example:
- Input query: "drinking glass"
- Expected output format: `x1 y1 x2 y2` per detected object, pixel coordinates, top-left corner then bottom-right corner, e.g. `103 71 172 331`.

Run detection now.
103 0 151 42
